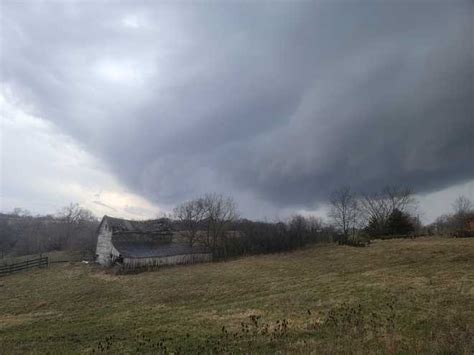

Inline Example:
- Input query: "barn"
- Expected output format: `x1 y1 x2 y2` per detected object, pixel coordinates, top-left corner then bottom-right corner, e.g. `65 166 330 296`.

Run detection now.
95 215 212 268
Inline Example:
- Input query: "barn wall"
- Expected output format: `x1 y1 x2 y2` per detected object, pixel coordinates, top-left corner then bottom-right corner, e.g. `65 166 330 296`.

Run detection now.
111 245 121 258
95 221 114 266
123 253 212 269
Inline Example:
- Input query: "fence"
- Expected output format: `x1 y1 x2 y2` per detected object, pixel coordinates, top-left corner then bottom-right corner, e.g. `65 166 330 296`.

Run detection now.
0 256 48 277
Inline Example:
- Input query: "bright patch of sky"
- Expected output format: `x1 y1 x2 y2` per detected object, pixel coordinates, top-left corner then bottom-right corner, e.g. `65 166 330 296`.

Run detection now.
0 87 160 219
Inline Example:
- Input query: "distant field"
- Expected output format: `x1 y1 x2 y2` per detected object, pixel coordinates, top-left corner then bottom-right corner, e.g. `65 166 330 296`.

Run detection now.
1 237 473 354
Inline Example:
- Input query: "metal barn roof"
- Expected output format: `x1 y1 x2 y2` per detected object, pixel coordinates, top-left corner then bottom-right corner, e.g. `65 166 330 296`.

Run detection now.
102 215 171 234
113 240 211 258
99 215 211 259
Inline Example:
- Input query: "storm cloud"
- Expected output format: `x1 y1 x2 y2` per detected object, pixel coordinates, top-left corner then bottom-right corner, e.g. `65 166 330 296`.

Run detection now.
1 1 473 216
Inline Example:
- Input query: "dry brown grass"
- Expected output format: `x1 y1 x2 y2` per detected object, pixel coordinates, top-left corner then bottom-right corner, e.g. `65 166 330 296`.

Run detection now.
0 236 473 353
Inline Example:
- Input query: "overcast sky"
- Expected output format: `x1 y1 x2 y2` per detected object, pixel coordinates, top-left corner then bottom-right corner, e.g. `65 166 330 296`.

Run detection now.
1 1 473 222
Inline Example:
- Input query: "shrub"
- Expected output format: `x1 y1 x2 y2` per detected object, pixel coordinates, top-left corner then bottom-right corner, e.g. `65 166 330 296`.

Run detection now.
450 230 474 238
346 232 370 247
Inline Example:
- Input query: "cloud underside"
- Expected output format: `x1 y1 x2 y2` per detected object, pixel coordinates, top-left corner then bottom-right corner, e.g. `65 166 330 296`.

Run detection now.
0 92 160 219
1 1 473 215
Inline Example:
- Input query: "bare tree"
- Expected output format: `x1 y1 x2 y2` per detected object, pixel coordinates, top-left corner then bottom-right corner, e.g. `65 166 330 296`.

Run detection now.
8 214 47 256
0 220 15 259
451 195 473 229
359 191 386 229
0 205 98 258
452 195 473 216
288 215 308 246
306 216 324 234
328 186 359 240
174 198 206 247
55 203 97 251
359 186 417 235
201 194 238 256
383 186 417 215
11 208 31 217
174 194 238 256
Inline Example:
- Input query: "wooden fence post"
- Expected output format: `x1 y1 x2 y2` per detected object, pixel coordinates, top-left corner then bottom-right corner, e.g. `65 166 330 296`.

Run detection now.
0 256 50 277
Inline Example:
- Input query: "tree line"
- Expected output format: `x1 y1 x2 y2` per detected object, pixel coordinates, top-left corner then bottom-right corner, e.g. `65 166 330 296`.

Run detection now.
173 193 336 259
0 204 98 259
431 196 474 236
1 190 472 260
327 186 423 245
328 186 474 244
173 187 423 258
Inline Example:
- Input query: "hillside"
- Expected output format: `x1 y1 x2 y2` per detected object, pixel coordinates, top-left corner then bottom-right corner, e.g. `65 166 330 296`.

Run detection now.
1 237 473 353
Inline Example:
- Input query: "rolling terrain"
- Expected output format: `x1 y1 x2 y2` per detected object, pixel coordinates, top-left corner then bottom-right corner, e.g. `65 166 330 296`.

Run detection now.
1 237 473 353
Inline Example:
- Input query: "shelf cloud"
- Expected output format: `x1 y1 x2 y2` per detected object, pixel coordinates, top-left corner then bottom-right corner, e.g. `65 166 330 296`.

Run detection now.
1 1 473 217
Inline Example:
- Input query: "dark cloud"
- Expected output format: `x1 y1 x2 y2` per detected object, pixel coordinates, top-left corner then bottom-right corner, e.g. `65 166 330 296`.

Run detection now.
1 1 473 215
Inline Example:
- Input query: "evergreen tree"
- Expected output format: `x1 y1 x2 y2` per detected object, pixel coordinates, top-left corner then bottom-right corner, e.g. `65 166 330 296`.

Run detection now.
387 209 414 235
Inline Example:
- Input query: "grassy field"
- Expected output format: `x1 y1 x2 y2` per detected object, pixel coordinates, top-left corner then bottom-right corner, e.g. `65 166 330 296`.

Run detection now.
0 250 86 266
1 237 473 354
